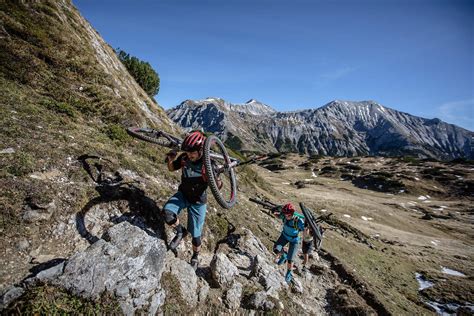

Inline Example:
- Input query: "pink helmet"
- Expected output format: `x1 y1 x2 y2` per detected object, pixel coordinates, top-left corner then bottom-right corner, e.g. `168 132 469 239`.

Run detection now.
282 203 296 215
181 131 206 152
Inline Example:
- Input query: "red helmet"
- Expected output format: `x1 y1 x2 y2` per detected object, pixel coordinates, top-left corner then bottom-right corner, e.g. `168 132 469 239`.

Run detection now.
181 131 206 152
281 203 296 215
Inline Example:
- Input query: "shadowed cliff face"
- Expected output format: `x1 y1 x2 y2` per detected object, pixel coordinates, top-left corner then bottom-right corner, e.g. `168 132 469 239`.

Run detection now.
167 99 474 160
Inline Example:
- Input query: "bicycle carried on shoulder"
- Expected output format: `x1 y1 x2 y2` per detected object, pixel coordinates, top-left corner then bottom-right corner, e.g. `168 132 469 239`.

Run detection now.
127 127 262 209
248 196 280 217
299 202 332 251
249 196 332 251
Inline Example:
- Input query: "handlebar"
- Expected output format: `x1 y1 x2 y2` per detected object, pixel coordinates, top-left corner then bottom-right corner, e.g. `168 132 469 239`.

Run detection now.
249 197 279 210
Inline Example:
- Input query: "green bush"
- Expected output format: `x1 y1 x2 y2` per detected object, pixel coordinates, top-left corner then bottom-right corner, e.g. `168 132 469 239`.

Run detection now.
372 171 392 178
41 99 76 118
117 49 160 97
308 154 324 163
5 285 120 315
224 133 243 151
449 157 474 165
7 152 35 176
102 124 129 143
398 156 420 165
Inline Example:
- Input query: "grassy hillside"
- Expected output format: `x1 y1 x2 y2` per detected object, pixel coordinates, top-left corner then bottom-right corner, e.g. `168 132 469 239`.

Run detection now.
0 2 276 303
0 0 180 287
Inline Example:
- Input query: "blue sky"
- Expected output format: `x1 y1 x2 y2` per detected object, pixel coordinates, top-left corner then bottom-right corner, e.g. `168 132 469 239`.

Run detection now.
74 0 473 131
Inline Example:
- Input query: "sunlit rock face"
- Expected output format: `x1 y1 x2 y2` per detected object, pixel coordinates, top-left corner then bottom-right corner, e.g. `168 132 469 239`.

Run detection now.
168 99 473 160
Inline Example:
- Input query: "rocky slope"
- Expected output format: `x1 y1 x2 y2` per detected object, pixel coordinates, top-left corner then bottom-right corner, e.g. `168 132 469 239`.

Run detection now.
0 0 177 291
167 98 474 160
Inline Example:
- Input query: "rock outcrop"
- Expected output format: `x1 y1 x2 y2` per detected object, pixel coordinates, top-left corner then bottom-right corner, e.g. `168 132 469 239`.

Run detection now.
3 218 347 314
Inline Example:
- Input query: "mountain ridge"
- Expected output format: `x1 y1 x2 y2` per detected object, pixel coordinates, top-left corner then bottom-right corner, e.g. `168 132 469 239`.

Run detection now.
167 98 473 159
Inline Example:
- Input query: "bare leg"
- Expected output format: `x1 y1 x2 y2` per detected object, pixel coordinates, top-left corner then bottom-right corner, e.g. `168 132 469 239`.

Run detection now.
285 261 294 283
303 253 309 266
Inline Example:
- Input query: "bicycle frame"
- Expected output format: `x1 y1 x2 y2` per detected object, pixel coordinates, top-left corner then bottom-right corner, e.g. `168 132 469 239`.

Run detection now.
208 152 240 174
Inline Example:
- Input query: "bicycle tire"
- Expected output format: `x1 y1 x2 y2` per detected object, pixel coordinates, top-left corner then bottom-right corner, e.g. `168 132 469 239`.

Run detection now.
300 202 324 251
127 127 180 148
203 135 237 209
249 197 278 209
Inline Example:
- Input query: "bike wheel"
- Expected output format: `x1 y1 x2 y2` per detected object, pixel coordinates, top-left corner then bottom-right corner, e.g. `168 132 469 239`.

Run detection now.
203 135 237 209
314 227 323 251
127 127 180 148
300 203 323 250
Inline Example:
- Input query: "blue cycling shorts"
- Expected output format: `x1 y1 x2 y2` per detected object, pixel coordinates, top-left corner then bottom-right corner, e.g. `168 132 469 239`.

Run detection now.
163 191 207 238
273 232 300 261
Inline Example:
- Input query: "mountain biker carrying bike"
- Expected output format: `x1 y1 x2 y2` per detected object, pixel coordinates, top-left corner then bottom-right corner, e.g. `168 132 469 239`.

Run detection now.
162 130 211 270
272 203 305 283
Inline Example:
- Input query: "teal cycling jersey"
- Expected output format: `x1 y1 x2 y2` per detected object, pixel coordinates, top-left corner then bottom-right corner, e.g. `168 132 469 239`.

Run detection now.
279 212 305 242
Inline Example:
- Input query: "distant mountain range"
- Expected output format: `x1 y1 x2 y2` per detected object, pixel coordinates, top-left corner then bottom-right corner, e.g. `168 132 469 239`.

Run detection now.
167 98 474 160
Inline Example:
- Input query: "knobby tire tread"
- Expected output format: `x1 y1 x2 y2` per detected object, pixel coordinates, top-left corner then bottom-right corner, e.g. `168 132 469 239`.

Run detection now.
127 128 175 148
204 135 237 209
300 203 323 251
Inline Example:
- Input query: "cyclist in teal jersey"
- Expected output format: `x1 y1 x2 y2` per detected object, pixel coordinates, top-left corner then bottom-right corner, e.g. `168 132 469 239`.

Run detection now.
271 203 305 283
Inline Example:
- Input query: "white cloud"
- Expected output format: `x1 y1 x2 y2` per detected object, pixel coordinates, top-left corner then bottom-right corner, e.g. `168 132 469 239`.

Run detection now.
436 98 474 131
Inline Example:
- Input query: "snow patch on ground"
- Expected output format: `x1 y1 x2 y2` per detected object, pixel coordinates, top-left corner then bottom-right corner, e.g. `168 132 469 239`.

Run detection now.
415 273 434 290
431 240 440 246
441 267 466 277
426 301 474 315
0 148 15 154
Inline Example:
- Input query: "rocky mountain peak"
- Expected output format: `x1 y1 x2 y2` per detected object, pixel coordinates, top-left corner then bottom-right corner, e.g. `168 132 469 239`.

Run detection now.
231 99 276 116
167 98 473 159
323 100 382 110
180 97 225 107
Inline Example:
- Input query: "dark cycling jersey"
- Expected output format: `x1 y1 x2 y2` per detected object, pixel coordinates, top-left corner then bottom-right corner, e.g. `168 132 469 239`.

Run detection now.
172 153 208 203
